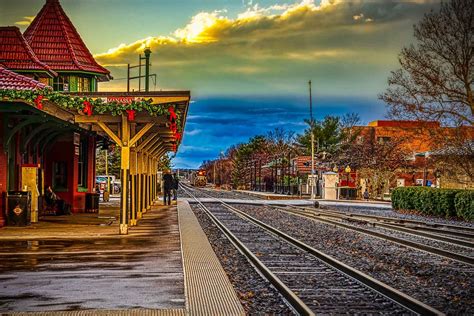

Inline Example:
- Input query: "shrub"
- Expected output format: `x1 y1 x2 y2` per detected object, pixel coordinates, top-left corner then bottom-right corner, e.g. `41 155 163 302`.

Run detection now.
391 187 472 219
437 189 458 217
418 188 436 215
455 191 474 221
391 187 402 210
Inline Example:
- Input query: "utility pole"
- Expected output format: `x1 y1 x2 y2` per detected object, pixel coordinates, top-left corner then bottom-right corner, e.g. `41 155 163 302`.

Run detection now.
127 47 157 92
144 47 151 92
309 80 316 200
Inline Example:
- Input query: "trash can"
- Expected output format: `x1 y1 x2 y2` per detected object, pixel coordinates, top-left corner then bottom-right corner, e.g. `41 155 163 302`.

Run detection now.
6 191 31 226
85 193 100 213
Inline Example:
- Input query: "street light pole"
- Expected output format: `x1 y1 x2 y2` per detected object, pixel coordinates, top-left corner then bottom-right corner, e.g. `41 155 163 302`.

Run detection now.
309 80 316 199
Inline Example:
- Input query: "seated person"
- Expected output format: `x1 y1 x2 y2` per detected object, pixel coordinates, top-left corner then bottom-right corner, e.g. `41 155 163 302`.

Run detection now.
45 186 58 207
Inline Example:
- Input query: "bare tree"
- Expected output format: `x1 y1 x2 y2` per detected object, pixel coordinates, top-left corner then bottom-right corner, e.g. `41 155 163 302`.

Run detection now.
380 0 473 126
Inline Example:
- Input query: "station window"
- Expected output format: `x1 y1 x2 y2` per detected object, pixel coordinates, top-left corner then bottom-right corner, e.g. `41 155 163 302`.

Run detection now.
77 138 88 189
78 77 90 92
53 161 68 191
52 76 69 91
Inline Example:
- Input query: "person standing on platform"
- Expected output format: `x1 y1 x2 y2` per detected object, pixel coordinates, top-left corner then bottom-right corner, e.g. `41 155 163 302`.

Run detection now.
163 170 174 205
173 173 179 201
363 189 369 201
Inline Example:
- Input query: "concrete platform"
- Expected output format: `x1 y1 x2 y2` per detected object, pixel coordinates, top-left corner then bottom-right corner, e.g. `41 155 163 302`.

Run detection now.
0 200 244 315
183 197 392 209
236 189 305 200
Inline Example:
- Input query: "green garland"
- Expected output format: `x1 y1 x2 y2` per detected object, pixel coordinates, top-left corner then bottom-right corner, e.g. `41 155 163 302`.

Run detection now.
0 88 182 132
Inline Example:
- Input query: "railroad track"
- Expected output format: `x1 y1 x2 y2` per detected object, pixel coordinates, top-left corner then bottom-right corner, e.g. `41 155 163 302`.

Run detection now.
181 184 443 315
271 205 474 265
296 205 474 238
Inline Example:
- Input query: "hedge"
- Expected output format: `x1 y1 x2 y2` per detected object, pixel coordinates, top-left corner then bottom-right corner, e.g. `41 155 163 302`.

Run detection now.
455 190 474 221
391 187 473 221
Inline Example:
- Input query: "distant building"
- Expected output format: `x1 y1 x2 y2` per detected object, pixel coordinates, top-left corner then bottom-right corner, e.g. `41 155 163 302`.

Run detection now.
349 120 474 195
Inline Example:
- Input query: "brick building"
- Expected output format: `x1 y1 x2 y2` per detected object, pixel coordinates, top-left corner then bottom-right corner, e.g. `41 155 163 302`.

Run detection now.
352 120 474 192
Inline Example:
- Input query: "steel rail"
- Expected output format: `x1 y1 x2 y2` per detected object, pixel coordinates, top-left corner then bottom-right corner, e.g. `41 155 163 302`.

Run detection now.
180 184 315 316
185 185 443 316
297 206 474 237
273 206 473 266
286 207 474 248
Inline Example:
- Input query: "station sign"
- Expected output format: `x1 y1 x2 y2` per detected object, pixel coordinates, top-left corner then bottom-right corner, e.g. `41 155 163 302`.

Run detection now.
84 95 190 105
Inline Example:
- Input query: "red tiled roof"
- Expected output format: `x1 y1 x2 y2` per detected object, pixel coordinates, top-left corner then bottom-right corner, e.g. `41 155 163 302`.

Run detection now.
0 64 50 90
24 0 111 79
0 26 56 77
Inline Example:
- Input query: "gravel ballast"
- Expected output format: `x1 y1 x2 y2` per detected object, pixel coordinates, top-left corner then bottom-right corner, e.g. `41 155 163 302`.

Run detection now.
238 204 473 314
190 204 294 314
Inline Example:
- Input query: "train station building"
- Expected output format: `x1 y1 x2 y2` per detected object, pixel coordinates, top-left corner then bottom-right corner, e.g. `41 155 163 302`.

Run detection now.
0 0 190 233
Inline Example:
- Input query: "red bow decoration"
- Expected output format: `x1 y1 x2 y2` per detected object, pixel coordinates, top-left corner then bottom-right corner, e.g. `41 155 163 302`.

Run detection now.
170 122 177 134
83 100 93 116
126 109 135 121
168 106 177 121
34 95 43 110
175 132 182 142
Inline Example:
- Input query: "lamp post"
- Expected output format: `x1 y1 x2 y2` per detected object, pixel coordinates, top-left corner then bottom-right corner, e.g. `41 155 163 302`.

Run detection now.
344 165 351 199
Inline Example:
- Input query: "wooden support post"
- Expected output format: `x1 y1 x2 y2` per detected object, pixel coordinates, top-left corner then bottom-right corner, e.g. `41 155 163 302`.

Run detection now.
130 145 137 226
119 114 130 235
153 159 156 201
136 151 142 219
142 153 148 214
148 156 152 209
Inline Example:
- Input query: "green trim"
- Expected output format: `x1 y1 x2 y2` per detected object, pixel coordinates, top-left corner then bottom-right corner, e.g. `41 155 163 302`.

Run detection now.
78 186 88 193
14 70 55 78
90 77 97 92
69 76 78 92
55 71 104 77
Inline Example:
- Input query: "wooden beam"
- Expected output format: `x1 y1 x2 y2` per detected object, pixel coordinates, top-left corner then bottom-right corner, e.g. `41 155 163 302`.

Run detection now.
155 148 166 158
135 133 155 151
129 123 154 147
75 115 121 123
142 137 161 153
148 141 163 155
97 122 122 147
75 114 167 124
134 114 168 124
43 101 75 122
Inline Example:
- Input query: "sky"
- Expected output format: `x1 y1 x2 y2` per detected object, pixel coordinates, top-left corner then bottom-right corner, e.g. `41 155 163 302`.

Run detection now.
0 0 441 168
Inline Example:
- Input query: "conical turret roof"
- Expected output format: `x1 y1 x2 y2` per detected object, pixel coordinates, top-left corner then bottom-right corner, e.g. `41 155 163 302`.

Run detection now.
24 0 111 80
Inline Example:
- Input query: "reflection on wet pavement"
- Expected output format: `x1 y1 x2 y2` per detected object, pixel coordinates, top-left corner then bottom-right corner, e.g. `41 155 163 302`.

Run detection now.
0 206 185 312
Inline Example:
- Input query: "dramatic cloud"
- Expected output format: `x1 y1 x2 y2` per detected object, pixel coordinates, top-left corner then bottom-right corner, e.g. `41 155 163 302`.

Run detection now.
95 0 439 97
90 0 441 167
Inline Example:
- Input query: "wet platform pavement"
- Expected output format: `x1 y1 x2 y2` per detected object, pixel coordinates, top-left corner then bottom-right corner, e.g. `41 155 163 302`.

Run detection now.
0 200 244 315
